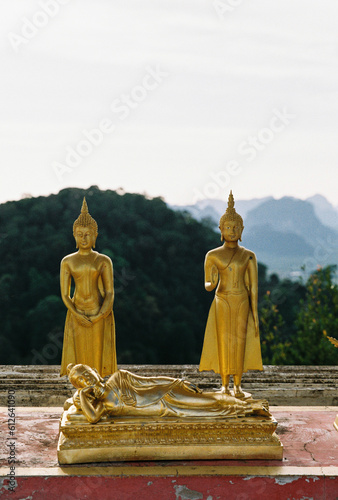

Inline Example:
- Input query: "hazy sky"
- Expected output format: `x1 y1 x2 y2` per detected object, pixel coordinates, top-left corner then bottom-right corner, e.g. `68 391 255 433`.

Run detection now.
1 0 337 206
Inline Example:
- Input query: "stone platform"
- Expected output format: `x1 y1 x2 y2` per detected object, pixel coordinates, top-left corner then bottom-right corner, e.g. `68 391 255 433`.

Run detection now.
1 406 337 499
1 364 337 406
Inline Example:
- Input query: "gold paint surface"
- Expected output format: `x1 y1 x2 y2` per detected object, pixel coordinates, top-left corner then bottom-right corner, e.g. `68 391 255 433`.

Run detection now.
58 365 282 464
59 198 117 377
199 191 262 395
58 412 282 464
65 366 271 423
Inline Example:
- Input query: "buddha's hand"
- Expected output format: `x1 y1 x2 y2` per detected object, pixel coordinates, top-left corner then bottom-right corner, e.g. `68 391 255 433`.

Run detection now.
211 265 218 286
89 313 104 324
74 312 92 327
93 384 106 399
205 265 218 291
80 386 96 401
73 390 81 409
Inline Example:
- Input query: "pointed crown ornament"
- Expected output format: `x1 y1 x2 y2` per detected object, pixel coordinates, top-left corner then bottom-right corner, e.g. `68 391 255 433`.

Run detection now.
73 197 98 237
219 191 243 240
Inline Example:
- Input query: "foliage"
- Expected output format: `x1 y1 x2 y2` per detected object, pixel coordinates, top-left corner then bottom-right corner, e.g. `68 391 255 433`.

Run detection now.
0 187 336 366
288 266 338 364
0 187 218 365
257 264 306 364
259 291 289 364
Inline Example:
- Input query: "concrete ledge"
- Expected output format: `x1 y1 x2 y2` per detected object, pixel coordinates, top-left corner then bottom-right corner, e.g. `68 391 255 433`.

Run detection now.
3 465 338 477
0 406 337 499
1 365 337 406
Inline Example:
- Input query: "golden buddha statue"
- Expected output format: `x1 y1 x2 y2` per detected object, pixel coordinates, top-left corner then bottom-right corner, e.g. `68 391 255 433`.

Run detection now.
60 198 117 377
199 191 263 396
65 363 270 423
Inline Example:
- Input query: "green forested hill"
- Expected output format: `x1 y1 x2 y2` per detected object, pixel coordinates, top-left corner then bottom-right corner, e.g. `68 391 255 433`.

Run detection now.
0 186 219 365
1 186 337 366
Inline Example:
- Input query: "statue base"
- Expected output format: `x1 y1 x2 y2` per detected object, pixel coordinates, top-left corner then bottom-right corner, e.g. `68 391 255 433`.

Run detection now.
57 410 283 464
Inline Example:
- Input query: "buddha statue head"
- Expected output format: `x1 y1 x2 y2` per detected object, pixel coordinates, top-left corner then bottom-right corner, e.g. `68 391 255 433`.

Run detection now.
67 363 103 388
73 197 98 249
219 191 244 242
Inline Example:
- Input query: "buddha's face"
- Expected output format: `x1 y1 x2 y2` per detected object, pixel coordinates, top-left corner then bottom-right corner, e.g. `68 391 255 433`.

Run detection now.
74 226 96 250
222 220 243 242
71 366 100 388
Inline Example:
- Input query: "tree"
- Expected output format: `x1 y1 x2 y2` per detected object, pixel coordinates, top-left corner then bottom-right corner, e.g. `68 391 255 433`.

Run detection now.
259 291 289 364
289 265 338 364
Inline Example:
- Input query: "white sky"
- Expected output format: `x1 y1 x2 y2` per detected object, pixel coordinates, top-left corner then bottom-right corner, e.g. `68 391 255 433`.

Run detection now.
0 0 337 206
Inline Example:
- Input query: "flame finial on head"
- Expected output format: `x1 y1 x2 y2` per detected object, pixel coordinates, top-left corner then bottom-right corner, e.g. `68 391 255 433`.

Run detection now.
81 197 89 215
227 190 235 210
73 197 98 237
219 190 244 240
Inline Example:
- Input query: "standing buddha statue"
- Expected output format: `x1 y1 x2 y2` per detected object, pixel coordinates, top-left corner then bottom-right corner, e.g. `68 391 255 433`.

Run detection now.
199 191 263 396
60 198 117 377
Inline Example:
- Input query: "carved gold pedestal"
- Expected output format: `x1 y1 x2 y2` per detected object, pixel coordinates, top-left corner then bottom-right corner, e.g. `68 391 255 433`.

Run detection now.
57 410 283 464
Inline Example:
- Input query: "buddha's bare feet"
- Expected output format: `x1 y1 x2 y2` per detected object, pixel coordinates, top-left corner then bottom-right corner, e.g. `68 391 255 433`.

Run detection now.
221 385 231 395
234 385 245 398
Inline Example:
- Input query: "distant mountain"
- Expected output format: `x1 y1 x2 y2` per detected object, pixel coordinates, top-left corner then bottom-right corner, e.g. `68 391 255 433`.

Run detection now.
235 197 274 220
171 197 272 225
171 202 220 225
172 195 338 277
245 197 338 247
306 194 338 231
172 195 338 231
243 224 314 257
